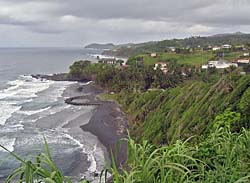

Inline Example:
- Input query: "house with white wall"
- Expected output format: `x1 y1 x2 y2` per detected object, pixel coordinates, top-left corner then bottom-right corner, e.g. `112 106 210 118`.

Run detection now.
222 44 232 49
150 53 158 58
154 62 168 73
212 46 221 51
202 60 238 69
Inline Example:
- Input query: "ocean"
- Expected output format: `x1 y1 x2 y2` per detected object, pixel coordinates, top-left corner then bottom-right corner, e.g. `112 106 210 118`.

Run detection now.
0 47 105 181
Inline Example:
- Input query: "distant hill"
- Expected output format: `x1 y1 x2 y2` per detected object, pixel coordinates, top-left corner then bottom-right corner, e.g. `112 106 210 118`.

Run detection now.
211 32 245 37
102 32 250 57
84 43 116 50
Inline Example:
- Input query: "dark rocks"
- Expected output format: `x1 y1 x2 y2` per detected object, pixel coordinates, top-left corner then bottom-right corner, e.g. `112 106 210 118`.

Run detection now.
65 96 101 106
32 73 91 82
32 73 68 81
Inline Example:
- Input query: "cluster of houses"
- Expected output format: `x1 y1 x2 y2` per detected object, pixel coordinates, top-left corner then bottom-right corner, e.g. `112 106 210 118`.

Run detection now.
148 42 250 55
202 44 250 52
202 52 250 69
95 47 250 75
153 52 250 74
152 44 240 54
211 44 232 51
149 44 236 55
201 61 238 69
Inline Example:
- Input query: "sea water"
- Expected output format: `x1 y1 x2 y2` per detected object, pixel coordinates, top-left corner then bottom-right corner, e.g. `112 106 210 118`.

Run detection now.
0 47 105 181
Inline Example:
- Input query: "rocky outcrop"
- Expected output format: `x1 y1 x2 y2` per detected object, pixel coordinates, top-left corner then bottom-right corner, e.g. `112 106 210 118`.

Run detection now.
32 73 91 82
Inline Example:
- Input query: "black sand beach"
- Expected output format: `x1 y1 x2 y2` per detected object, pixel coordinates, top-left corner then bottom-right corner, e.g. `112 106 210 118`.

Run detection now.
63 82 128 167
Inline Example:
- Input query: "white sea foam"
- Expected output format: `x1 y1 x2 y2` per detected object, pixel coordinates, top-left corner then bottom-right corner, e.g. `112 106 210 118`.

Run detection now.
0 75 53 100
0 74 101 177
17 106 52 115
0 102 21 126
49 105 71 115
79 81 94 86
27 106 69 124
63 134 97 173
6 80 25 92
13 82 52 99
48 84 67 101
0 75 55 126
0 137 16 152
9 124 24 131
87 144 97 173
0 125 24 134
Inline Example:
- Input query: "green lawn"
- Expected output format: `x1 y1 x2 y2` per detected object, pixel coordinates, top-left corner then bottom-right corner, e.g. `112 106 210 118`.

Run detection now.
139 51 213 66
223 51 243 61
140 51 244 66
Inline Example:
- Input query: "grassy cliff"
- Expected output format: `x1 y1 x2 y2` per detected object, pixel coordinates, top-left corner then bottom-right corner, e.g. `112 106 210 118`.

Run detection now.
110 74 250 144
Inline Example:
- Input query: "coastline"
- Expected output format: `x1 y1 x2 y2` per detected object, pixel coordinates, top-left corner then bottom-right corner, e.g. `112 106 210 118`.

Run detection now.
31 74 128 178
65 82 128 166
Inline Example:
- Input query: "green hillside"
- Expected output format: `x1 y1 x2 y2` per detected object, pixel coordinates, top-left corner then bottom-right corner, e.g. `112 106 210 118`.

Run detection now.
110 74 250 144
135 52 214 66
103 32 250 57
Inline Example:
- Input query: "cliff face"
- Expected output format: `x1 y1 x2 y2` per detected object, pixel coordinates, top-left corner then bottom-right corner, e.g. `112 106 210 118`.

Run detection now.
113 75 250 144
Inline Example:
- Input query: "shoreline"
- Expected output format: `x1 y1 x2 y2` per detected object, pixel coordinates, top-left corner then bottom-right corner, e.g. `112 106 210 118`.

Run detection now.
65 82 128 166
33 73 128 168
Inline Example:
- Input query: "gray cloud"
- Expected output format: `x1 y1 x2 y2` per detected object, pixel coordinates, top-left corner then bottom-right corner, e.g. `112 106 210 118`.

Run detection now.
0 0 249 47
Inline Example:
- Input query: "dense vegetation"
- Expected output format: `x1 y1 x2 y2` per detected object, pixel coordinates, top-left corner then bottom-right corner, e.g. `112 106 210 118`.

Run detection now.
103 69 250 183
108 74 250 144
111 126 250 183
68 60 192 92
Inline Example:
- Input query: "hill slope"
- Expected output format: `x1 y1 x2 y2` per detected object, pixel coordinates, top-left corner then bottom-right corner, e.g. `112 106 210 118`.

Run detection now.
103 32 250 57
112 74 250 144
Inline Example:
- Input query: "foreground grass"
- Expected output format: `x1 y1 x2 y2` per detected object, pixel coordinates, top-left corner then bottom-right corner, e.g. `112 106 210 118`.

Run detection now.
0 138 89 183
1 126 250 183
111 128 250 183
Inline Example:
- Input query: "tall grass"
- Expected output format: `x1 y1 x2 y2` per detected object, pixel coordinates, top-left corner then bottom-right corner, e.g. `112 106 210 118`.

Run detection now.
0 137 89 183
1 128 250 183
108 128 250 183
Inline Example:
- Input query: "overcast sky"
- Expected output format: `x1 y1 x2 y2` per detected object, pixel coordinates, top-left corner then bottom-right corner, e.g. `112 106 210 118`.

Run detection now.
0 0 249 47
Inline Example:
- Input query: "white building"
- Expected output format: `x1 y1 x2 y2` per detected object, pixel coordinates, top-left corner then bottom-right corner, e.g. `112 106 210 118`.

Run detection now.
154 62 168 73
237 59 250 64
202 60 238 69
212 46 221 51
243 53 250 56
169 47 176 52
222 44 232 49
150 53 157 58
